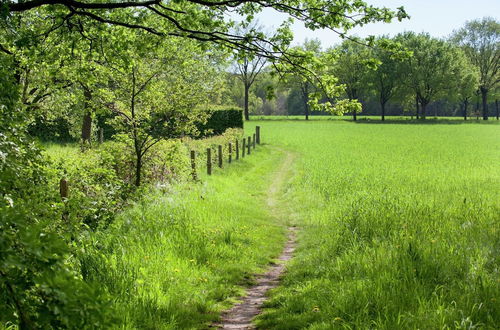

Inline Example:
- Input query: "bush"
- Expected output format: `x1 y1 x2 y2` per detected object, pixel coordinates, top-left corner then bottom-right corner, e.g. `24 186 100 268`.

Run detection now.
0 116 115 329
45 135 195 230
197 107 243 136
28 117 74 142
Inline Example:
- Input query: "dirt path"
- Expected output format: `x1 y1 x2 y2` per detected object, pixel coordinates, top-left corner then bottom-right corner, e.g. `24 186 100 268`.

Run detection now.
215 151 297 329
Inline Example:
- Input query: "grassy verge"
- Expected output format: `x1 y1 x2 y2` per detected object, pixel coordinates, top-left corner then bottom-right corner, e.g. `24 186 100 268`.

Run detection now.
246 121 500 329
79 144 288 329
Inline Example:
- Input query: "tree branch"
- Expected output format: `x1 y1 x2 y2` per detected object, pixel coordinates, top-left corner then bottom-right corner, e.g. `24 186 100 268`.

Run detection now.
8 0 161 12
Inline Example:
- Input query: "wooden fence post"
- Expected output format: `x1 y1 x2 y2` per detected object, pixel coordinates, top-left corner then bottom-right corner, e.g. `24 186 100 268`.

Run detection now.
218 145 223 168
235 140 239 160
190 150 197 180
206 148 212 175
247 136 251 155
228 142 232 163
60 178 69 199
242 138 246 157
253 133 256 149
99 128 104 144
256 126 260 144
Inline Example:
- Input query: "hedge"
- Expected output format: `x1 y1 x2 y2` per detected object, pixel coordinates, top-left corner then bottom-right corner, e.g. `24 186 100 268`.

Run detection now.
197 107 243 137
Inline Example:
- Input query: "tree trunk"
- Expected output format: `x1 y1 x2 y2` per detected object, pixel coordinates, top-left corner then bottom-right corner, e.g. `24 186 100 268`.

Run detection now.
347 89 358 121
415 95 419 120
421 102 427 119
475 95 480 119
496 99 499 120
480 87 488 120
381 102 386 121
81 88 92 144
302 83 310 120
244 83 250 121
135 151 142 187
463 99 468 121
352 96 357 121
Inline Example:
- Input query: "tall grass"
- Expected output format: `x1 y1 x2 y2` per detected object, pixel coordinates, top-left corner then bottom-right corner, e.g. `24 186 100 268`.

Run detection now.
79 145 287 329
246 121 500 329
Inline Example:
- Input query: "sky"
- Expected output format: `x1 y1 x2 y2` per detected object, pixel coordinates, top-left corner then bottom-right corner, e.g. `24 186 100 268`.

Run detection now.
255 0 500 48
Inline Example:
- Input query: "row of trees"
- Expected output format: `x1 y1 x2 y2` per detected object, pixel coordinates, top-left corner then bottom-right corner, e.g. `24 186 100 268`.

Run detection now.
233 17 499 120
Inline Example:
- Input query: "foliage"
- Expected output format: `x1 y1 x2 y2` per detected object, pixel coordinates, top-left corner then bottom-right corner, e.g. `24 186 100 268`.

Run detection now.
27 117 74 142
451 17 499 92
274 40 355 116
451 17 500 119
0 84 114 329
277 39 323 120
329 40 373 101
95 26 225 186
395 32 475 118
364 37 407 120
0 0 408 328
198 108 244 136
44 137 196 229
2 0 407 58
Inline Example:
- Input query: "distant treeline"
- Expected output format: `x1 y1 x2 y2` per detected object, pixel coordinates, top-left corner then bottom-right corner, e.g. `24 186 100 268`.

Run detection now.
227 18 499 120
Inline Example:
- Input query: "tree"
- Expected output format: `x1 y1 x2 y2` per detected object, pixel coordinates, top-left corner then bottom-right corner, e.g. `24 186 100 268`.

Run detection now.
396 32 469 119
329 40 373 121
278 39 322 120
365 37 410 121
2 0 407 53
0 10 118 146
1 1 408 110
103 31 223 186
455 63 480 120
276 43 363 118
452 17 500 120
1 1 408 128
233 24 269 121
235 53 267 120
0 1 409 327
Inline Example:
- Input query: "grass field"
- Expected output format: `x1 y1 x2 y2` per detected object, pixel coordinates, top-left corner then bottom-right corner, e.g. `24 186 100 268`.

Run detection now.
39 121 499 328
242 120 500 329
78 145 289 329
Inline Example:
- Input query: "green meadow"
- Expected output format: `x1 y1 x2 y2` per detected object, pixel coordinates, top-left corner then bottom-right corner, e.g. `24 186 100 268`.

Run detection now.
30 121 500 328
243 120 500 329
75 146 289 329
2 4 498 329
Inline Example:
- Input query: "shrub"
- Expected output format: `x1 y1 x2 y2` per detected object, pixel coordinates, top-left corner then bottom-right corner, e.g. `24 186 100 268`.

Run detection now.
197 107 243 136
0 116 115 329
46 135 194 230
28 117 74 142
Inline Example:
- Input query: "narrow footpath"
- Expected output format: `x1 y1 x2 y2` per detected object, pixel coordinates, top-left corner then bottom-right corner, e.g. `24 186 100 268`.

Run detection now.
215 151 297 329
